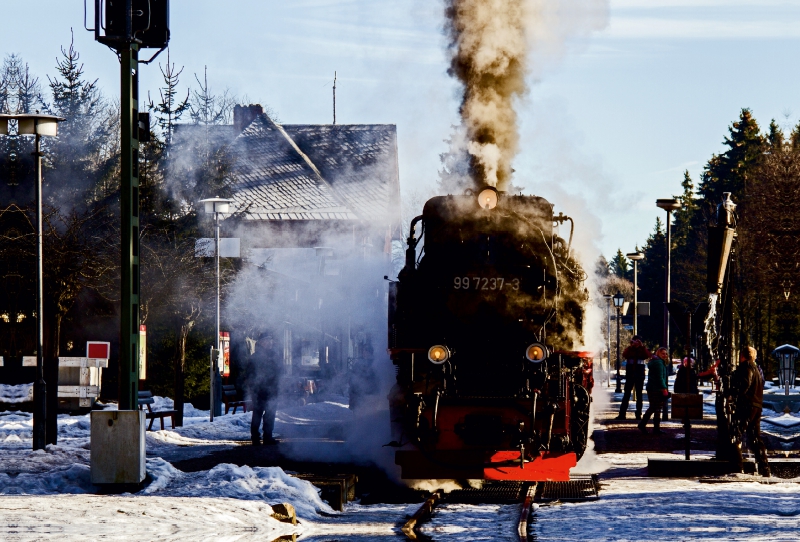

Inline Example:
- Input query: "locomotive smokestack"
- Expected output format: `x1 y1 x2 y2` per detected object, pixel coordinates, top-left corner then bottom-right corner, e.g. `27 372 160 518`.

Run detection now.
444 0 527 192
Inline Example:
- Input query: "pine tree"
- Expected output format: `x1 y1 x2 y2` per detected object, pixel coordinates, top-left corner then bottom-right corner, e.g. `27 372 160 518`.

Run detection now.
609 249 629 279
1 54 46 115
150 49 190 152
636 218 667 347
699 108 764 205
595 255 610 278
672 170 696 250
189 66 233 127
46 34 115 206
767 119 784 150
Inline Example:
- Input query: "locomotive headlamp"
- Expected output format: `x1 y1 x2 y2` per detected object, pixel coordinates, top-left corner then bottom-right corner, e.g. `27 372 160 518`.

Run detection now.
477 187 498 210
525 343 549 362
428 345 451 364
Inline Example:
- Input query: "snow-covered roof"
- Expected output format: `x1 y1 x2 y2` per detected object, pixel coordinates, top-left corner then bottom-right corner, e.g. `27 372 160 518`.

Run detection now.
174 115 401 228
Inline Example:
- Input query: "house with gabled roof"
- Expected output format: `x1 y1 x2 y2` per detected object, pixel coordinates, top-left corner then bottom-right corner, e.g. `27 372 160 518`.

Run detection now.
175 105 400 393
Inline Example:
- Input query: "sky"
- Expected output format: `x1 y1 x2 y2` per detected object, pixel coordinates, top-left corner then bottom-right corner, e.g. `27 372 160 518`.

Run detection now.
3 0 800 261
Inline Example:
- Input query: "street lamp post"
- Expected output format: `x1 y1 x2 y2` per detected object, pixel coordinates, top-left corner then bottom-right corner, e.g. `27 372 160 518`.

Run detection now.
627 252 644 337
200 197 233 422
656 199 681 357
0 113 64 450
603 294 613 387
613 291 625 393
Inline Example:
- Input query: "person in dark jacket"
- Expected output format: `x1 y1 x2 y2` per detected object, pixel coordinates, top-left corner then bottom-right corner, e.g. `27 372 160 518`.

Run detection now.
245 332 284 445
638 347 669 434
674 357 699 394
616 336 651 420
730 346 770 477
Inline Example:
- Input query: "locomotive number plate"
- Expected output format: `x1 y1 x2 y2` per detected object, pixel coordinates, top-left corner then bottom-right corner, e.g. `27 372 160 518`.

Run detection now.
453 277 519 291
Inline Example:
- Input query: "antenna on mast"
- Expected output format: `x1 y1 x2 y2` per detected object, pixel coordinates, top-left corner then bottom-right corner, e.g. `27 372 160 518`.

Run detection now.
333 71 337 125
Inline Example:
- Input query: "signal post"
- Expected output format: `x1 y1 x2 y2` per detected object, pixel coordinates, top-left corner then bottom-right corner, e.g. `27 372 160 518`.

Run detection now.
86 0 169 486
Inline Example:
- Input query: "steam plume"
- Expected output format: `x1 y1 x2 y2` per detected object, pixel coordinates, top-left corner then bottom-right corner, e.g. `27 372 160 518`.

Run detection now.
441 0 609 192
445 0 526 192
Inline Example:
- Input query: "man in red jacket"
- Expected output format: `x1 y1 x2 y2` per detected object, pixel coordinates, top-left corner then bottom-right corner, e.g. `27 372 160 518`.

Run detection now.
616 335 651 420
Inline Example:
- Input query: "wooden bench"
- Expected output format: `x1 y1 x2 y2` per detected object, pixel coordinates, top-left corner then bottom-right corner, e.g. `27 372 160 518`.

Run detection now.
137 390 177 430
223 384 247 414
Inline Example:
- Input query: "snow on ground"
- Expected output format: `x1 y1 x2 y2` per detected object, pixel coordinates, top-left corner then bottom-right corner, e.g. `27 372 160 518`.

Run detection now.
534 475 800 541
4 386 800 540
0 495 300 541
0 383 32 403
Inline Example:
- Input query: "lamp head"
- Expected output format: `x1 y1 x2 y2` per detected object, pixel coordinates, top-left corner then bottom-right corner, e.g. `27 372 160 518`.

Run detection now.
612 291 624 308
199 197 234 215
656 198 682 212
626 252 644 261
0 113 65 137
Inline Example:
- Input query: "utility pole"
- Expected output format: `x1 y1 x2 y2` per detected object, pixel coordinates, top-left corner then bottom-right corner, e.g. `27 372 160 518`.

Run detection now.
333 71 337 125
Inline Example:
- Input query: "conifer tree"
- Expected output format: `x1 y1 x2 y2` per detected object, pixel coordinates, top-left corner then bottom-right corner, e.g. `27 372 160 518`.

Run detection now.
150 49 190 152
672 170 696 250
767 119 784 150
46 34 115 206
190 66 233 128
699 108 764 205
636 218 666 346
609 249 629 279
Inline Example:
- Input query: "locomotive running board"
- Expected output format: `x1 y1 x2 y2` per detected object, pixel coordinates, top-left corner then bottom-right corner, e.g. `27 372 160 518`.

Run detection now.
396 450 577 482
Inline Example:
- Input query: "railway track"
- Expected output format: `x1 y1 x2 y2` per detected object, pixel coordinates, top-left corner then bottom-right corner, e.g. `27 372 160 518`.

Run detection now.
401 476 599 541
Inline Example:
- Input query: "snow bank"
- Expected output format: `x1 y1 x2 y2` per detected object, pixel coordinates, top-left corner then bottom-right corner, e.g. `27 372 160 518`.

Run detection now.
145 463 334 518
0 462 93 495
141 457 183 494
0 411 32 447
0 383 33 403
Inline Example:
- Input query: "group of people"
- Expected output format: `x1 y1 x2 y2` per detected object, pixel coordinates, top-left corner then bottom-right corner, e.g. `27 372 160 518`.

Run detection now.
615 336 770 476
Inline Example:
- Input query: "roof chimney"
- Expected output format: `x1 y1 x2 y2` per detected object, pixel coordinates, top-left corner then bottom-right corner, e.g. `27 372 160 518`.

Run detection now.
234 104 264 132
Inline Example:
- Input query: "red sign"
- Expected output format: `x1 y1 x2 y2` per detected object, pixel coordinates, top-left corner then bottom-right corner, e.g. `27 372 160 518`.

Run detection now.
220 332 230 377
87 341 110 359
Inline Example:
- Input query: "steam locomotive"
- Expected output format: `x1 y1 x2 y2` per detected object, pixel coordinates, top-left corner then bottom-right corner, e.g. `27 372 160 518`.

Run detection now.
388 188 592 481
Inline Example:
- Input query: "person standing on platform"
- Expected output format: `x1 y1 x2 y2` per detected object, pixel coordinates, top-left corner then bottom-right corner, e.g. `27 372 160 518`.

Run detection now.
674 357 699 394
245 331 284 445
616 336 651 420
731 346 770 477
639 347 669 434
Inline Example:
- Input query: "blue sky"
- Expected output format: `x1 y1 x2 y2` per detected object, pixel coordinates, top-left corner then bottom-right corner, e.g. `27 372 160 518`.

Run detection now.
3 1 800 261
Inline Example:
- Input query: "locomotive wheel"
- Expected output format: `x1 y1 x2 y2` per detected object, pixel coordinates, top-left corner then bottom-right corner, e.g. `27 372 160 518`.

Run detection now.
570 384 591 460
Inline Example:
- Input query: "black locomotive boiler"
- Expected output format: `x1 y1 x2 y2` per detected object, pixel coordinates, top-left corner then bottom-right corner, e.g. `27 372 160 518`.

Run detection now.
388 188 593 481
